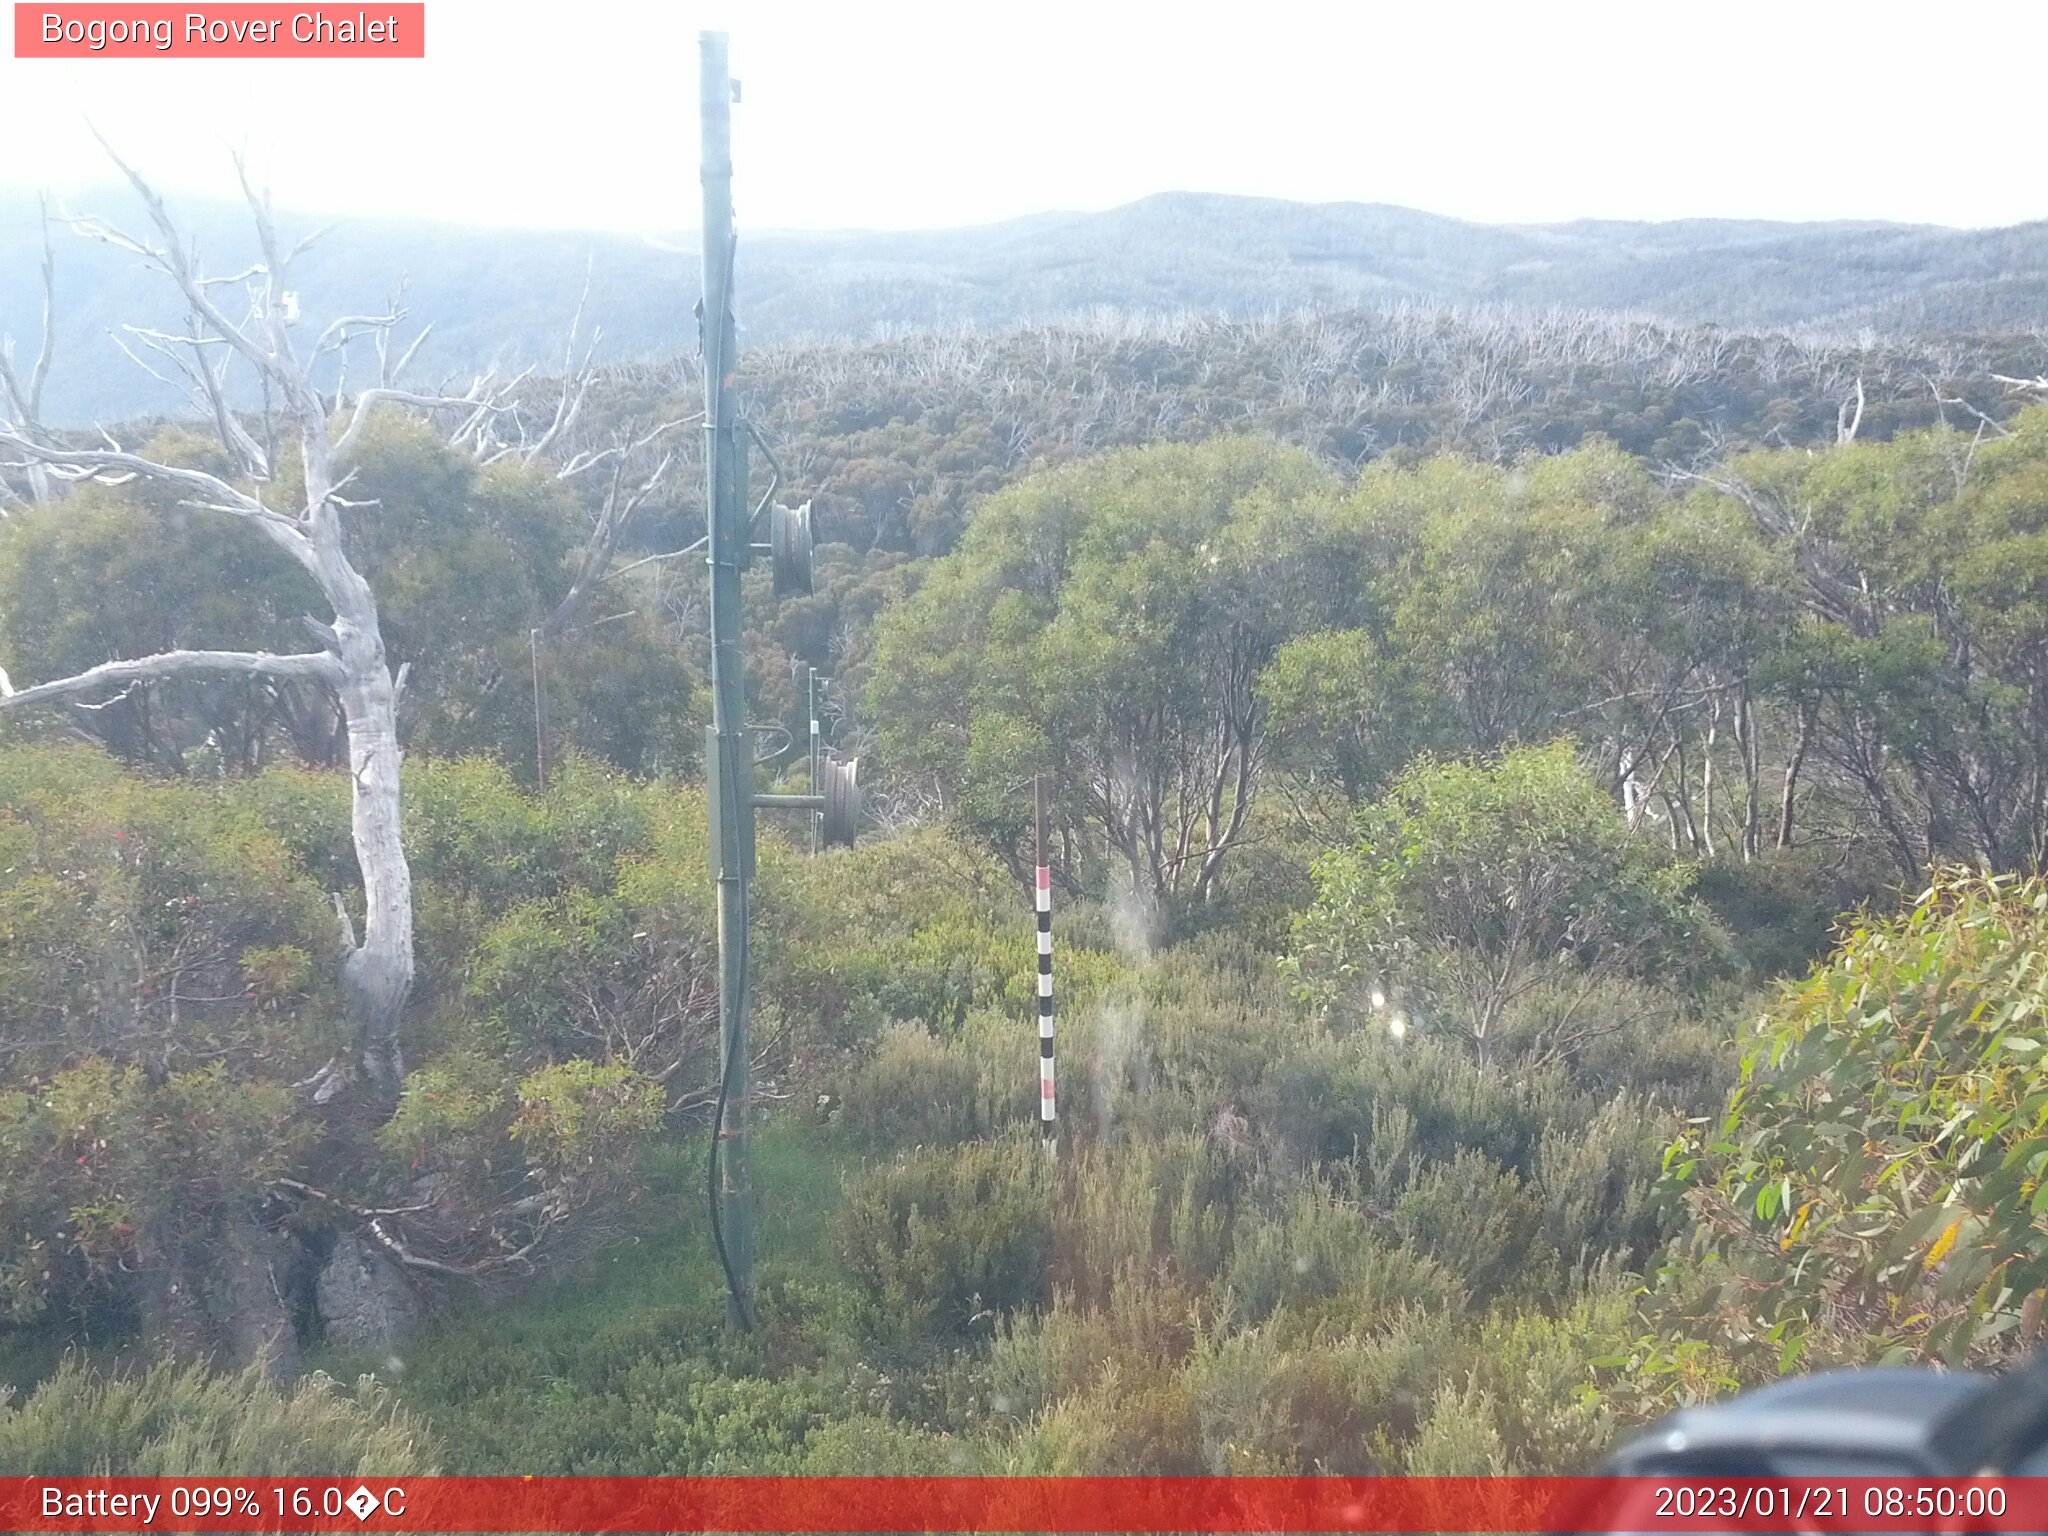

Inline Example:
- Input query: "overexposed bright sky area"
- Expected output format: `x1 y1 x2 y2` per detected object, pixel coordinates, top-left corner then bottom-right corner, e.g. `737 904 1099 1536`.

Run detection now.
1 0 2042 235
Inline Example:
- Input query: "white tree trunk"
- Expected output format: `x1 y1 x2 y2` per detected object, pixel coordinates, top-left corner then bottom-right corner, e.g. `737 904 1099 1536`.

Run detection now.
336 617 412 1100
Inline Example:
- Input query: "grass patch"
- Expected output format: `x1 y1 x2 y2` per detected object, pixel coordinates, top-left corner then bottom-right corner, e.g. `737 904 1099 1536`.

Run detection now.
358 1112 876 1472
0 1320 98 1398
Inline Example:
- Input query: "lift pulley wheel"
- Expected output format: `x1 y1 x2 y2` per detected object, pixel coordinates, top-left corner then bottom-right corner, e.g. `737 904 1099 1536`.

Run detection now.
821 757 860 848
771 499 813 597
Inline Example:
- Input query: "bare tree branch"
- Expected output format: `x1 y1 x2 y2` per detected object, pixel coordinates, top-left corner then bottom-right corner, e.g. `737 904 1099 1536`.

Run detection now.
0 195 58 504
331 383 506 468
541 445 680 638
0 431 303 547
599 536 708 585
0 647 341 710
0 199 56 422
382 320 433 388
313 310 404 360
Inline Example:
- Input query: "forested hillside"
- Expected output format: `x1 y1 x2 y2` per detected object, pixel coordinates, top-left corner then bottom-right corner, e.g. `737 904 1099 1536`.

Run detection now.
6 186 2047 421
9 189 2048 1477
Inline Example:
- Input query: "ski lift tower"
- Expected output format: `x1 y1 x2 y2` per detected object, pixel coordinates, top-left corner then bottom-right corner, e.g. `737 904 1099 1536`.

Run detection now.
698 30 859 1330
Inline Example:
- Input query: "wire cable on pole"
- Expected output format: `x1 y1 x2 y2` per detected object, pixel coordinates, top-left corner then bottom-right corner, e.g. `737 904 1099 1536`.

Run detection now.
706 1003 754 1332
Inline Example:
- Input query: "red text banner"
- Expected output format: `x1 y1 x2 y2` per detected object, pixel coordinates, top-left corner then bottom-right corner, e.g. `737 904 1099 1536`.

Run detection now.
5 1476 2047 1533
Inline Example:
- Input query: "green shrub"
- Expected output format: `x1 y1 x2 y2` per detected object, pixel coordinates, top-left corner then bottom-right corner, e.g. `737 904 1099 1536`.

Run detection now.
768 825 1126 1045
1391 1148 1549 1303
0 1063 305 1326
835 1025 985 1148
1188 1325 1383 1473
1137 937 1314 1116
837 1138 1053 1340
1691 846 1894 981
1404 1378 1513 1474
801 1415 978 1473
232 764 356 893
986 1269 1203 1427
1288 742 1720 1066
511 1060 666 1177
1006 1374 1207 1474
1220 1176 1466 1333
0 1359 435 1474
376 1049 513 1177
1658 868 2048 1370
1532 1095 1672 1269
1568 998 1732 1110
1256 1028 1576 1184
1463 1290 1631 1472
1052 1134 1235 1303
0 745 339 1079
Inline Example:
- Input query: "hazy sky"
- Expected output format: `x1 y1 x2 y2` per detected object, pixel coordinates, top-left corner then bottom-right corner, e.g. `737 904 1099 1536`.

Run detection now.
1 0 2042 235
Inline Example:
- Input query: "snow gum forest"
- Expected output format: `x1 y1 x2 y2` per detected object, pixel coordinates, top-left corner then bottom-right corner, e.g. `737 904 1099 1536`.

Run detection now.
7 173 2048 1477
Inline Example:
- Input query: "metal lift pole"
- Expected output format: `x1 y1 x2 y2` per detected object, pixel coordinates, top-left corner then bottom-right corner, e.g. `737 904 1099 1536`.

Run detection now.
808 667 821 856
700 29 755 1330
1034 775 1057 1154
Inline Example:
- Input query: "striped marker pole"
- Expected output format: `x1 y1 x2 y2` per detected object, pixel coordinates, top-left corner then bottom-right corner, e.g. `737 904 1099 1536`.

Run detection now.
1034 775 1056 1152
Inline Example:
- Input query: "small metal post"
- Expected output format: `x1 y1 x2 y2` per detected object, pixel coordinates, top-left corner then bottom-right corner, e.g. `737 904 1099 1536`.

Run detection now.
530 627 550 791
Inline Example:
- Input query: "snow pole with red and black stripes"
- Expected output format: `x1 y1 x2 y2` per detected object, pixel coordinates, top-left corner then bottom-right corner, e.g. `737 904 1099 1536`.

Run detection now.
1034 775 1056 1152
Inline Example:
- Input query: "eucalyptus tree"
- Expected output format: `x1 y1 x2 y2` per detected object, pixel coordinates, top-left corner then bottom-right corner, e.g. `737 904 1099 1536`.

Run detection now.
1370 453 1605 756
1691 412 2048 876
1289 742 1712 1072
0 154 680 1106
868 438 1342 912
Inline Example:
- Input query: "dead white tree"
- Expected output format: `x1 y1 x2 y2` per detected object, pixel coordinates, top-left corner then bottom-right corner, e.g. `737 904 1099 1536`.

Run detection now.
539 419 686 639
1836 374 1865 444
525 413 688 787
1994 370 2048 399
0 196 57 508
0 151 522 1108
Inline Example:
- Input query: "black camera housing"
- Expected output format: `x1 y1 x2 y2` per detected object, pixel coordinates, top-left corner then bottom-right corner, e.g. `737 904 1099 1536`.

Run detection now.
1601 1353 2048 1477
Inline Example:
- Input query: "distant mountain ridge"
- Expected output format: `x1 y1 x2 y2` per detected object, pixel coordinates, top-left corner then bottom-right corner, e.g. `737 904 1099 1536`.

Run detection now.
3 188 2044 423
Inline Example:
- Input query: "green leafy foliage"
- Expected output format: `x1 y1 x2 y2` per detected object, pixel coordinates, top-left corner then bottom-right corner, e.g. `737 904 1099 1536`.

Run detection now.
18 377 2048 1481
510 1061 665 1175
869 437 1349 911
1290 742 1718 1070
0 1064 303 1325
0 743 340 1074
1656 870 2048 1371
0 1359 435 1475
0 416 697 780
837 1139 1054 1341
